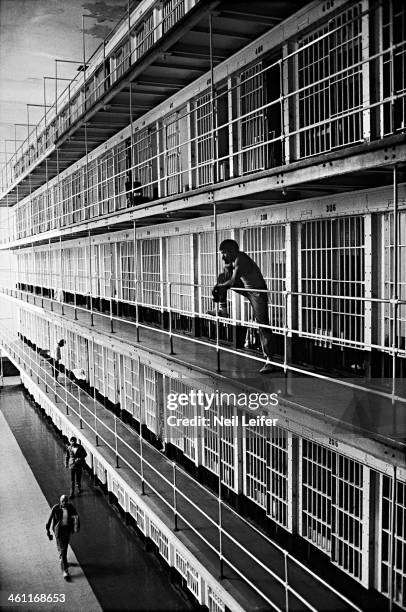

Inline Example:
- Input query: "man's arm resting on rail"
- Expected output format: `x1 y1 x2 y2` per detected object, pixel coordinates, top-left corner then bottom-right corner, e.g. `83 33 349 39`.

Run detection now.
215 262 241 290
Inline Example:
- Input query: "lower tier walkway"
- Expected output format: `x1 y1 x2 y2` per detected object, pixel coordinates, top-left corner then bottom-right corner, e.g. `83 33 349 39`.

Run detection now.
0 386 192 612
0 404 101 612
0 339 373 611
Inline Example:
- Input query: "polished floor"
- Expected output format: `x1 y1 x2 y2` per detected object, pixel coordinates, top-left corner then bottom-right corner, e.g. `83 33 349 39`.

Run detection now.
0 386 192 612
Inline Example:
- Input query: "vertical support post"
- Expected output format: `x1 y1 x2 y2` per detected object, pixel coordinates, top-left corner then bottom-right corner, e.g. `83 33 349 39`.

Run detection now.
89 231 94 326
280 50 289 165
74 287 78 320
36 342 40 385
133 220 140 342
49 237 53 311
364 214 373 354
209 12 217 186
14 124 17 172
115 415 119 468
55 60 58 116
391 165 398 435
3 142 8 190
26 105 30 153
110 290 114 333
82 15 87 114
94 393 98 446
209 12 221 372
213 202 220 372
284 553 289 612
54 345 58 402
64 365 69 416
217 395 224 579
44 343 48 393
283 290 288 375
139 356 145 495
127 0 131 64
172 462 178 531
43 78 47 133
79 386 83 429
389 466 397 612
59 235 64 316
361 0 370 142
168 282 174 355
84 125 89 223
91 339 99 446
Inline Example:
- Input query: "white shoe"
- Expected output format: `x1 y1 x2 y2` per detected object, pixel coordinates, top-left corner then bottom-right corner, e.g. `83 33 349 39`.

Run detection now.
63 570 70 581
259 359 274 374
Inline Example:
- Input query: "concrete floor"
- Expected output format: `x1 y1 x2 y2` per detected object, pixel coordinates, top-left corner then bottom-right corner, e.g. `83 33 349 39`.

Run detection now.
0 408 101 612
0 387 192 612
0 375 369 610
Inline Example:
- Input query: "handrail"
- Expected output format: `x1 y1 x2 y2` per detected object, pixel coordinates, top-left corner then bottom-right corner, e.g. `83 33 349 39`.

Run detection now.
1 0 197 193
2 279 405 413
5 91 406 241
2 3 405 201
7 276 406 358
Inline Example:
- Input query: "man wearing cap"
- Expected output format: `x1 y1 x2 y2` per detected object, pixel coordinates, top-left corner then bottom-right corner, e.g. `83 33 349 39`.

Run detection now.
46 494 80 581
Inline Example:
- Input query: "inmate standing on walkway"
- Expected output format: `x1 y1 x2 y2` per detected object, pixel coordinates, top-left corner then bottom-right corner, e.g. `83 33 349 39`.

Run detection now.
209 239 274 374
53 339 65 380
65 437 87 498
46 494 80 581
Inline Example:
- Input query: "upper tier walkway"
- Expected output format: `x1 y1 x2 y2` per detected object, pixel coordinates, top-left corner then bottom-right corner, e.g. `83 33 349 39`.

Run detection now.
7 287 406 453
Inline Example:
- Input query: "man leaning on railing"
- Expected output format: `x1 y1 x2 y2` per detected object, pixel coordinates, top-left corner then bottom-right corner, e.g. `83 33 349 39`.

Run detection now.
207 239 274 374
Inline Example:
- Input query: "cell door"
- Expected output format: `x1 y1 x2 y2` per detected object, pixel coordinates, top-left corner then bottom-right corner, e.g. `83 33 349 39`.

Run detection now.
144 365 157 434
99 151 115 214
89 244 100 298
104 347 119 404
99 243 117 299
238 62 267 175
120 241 136 303
140 238 162 309
194 92 213 187
266 427 292 531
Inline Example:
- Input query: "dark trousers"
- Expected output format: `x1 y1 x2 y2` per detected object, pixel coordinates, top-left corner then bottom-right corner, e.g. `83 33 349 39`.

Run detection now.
53 359 61 380
70 466 82 493
215 269 272 358
56 526 71 571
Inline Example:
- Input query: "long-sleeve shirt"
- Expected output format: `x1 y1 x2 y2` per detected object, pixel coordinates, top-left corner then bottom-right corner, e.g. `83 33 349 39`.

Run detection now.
65 443 87 469
46 503 79 537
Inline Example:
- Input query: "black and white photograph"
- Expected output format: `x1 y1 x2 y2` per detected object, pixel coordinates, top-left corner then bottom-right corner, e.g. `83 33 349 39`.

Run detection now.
0 0 405 610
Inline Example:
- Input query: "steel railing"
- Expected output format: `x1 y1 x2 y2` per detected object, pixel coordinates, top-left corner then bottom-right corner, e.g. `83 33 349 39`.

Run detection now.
1 277 406 438
2 2 405 231
0 320 362 612
1 0 196 193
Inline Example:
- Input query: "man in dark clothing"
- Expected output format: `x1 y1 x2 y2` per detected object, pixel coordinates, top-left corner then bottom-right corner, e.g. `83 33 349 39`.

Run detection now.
53 339 65 380
65 437 87 498
207 239 273 373
46 494 80 580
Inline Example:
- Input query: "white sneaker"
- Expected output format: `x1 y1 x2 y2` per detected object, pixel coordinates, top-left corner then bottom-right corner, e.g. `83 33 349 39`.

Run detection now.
259 359 274 374
63 570 70 581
